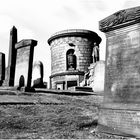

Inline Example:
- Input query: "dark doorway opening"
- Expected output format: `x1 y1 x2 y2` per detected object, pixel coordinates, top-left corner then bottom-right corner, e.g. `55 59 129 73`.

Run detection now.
67 81 77 88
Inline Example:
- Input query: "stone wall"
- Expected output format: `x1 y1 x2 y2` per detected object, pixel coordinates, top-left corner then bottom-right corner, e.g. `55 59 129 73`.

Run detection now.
50 36 93 75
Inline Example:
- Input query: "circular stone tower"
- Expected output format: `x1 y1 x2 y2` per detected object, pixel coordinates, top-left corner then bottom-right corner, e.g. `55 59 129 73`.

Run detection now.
48 29 101 90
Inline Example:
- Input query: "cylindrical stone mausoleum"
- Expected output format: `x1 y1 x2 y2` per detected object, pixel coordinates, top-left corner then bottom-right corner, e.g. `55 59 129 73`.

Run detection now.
48 29 101 90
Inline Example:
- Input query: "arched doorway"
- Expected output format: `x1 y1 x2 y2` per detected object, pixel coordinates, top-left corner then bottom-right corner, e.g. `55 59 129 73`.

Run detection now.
66 49 77 70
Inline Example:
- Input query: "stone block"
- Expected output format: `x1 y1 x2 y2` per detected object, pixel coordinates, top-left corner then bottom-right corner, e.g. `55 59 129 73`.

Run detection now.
68 86 93 92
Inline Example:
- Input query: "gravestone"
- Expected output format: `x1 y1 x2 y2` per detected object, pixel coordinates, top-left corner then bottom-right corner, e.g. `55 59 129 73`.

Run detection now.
92 61 105 92
19 75 25 88
14 39 37 90
3 26 17 86
87 63 96 88
32 61 45 88
79 61 105 93
98 6 140 138
0 53 5 86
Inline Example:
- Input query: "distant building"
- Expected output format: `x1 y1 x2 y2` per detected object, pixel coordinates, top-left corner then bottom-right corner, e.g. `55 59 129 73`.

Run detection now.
48 29 101 90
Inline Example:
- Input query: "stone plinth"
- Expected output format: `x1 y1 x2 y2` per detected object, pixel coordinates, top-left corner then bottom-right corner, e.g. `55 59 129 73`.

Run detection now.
14 39 37 88
98 6 140 138
0 53 5 86
68 86 93 92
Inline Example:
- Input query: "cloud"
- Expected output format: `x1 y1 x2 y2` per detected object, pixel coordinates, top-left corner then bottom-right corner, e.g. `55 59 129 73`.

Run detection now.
123 0 140 8
54 6 81 22
0 15 14 35
80 0 107 12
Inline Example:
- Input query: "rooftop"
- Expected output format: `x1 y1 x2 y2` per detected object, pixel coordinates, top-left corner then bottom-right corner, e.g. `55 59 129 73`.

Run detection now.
48 29 101 45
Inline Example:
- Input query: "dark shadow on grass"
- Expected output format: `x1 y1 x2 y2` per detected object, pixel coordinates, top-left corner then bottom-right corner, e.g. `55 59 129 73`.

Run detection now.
35 89 93 96
0 90 17 95
0 102 36 105
78 120 98 130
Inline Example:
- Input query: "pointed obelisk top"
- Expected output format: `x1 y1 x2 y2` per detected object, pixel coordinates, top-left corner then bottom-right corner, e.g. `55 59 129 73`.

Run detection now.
10 26 17 36
12 26 16 29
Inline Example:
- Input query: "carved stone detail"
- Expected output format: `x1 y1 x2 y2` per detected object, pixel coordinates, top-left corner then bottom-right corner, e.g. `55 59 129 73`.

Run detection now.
99 6 140 32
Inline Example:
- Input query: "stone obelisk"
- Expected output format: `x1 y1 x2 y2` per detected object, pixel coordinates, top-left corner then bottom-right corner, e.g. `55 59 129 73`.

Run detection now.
0 53 5 86
3 26 17 86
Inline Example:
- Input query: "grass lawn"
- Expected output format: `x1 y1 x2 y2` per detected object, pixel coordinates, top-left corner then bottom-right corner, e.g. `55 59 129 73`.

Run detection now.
0 92 126 139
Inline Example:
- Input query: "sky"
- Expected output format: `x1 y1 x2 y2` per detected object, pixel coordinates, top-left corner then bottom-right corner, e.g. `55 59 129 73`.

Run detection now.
0 0 140 84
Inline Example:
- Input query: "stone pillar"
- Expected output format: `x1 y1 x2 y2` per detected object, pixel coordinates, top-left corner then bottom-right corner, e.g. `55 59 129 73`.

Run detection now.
98 6 140 138
0 53 5 86
3 26 17 86
14 39 37 90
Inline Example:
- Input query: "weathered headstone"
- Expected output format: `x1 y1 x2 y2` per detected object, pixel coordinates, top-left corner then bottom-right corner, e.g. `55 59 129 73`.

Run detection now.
98 6 140 138
79 61 105 93
87 63 96 88
14 39 37 90
3 26 17 86
0 53 5 86
92 61 105 92
32 61 45 88
19 75 25 88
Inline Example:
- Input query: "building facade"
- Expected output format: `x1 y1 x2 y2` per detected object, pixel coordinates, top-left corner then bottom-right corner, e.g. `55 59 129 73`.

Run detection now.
48 29 101 90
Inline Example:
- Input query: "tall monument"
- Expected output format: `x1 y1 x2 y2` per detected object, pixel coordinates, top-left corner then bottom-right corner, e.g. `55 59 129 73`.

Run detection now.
0 53 5 86
98 6 140 138
3 26 17 86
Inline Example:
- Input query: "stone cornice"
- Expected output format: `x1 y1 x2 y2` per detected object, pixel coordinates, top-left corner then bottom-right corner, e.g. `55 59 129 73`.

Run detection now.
99 6 140 32
15 39 37 49
48 29 101 45
50 70 85 78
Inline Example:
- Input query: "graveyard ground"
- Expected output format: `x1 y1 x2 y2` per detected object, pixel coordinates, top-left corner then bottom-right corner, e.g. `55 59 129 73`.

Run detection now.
0 90 127 139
